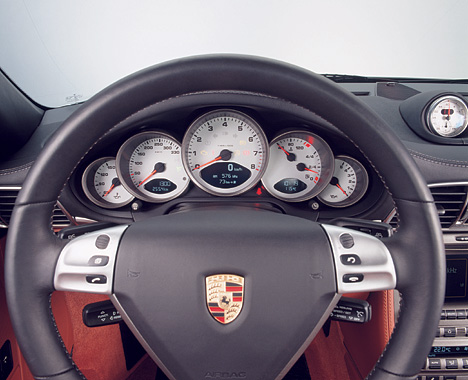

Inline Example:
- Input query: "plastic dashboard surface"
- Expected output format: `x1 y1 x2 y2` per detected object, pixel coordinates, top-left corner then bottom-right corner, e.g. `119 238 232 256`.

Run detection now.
1 81 468 227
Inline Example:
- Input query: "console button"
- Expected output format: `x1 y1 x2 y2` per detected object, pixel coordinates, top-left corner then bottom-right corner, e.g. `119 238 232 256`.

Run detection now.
435 328 441 337
441 310 446 320
95 234 110 249
343 274 364 283
88 256 109 267
457 327 466 336
428 358 441 369
457 309 467 319
340 254 361 265
339 233 354 248
446 310 457 319
85 275 107 284
456 236 468 241
445 358 458 369
463 358 468 368
443 375 456 380
444 327 457 337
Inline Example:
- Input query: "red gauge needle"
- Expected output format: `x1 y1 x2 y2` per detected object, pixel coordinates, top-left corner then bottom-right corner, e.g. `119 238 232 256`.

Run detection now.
137 162 165 187
296 162 318 174
104 184 115 197
103 178 121 197
330 177 348 196
277 143 296 162
193 149 232 170
277 143 289 156
336 183 348 196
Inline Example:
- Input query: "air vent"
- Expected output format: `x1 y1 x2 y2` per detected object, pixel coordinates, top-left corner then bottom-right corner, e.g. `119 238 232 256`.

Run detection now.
431 185 467 228
0 187 72 228
0 187 20 228
387 184 468 230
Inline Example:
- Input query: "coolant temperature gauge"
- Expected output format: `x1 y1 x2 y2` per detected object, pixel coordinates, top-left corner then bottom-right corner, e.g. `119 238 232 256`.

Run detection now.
318 156 368 208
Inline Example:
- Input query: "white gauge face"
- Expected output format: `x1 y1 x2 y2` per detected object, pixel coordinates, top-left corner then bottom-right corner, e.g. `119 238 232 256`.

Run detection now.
117 132 189 202
262 131 334 202
427 95 468 137
182 110 269 196
82 158 134 208
318 155 368 208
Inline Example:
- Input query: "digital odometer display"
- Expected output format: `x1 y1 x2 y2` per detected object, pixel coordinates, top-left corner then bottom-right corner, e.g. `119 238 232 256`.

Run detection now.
144 178 177 194
273 178 307 194
200 162 251 189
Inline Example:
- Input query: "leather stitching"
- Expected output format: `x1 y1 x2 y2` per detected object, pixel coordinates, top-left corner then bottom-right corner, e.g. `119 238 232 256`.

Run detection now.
0 162 32 175
410 149 468 167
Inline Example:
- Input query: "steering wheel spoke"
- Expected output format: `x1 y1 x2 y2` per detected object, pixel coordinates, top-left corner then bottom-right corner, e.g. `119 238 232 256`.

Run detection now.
54 225 128 294
322 224 397 294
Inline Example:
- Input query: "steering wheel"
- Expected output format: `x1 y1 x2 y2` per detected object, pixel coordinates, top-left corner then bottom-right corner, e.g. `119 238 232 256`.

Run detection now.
5 55 445 380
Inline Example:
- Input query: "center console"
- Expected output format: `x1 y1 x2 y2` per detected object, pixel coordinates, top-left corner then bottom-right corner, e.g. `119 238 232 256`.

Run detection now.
419 239 468 380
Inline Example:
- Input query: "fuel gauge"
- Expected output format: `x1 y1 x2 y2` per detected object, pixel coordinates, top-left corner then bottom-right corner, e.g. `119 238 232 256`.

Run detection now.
317 155 368 208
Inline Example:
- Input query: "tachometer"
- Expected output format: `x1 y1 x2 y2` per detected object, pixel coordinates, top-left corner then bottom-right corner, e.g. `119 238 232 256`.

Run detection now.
182 110 269 196
262 131 334 202
116 132 189 202
82 157 134 208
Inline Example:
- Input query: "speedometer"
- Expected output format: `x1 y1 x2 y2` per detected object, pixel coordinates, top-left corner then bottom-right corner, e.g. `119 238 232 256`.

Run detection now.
182 110 269 196
116 131 189 202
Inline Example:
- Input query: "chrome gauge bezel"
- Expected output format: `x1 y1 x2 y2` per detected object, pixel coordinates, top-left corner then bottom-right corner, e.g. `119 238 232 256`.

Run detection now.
116 131 190 203
261 131 334 202
426 95 468 138
317 155 368 208
182 109 269 197
82 157 134 209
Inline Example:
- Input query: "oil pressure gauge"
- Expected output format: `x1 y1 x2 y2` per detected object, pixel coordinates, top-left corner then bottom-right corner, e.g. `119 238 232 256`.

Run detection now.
426 95 468 137
82 157 134 209
317 155 368 208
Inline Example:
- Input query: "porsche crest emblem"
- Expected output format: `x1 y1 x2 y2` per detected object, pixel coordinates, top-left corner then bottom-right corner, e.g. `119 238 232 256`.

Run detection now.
206 274 244 324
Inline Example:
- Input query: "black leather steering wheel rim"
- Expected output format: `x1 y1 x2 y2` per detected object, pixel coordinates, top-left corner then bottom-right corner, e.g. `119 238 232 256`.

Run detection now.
5 55 445 380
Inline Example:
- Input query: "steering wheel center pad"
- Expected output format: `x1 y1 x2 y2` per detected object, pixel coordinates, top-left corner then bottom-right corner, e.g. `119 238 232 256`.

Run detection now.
113 209 337 379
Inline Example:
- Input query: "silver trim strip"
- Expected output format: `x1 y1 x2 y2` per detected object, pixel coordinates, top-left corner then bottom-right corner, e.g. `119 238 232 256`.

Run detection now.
54 225 128 294
322 224 397 293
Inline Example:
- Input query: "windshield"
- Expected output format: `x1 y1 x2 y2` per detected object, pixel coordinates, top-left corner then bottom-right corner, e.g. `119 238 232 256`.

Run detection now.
1 0 467 108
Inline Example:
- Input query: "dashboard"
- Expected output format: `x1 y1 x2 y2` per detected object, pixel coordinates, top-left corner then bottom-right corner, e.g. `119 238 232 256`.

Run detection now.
66 102 386 226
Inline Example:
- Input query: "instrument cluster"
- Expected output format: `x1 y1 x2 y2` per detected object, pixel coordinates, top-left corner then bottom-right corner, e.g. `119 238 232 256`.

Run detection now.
80 109 369 210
